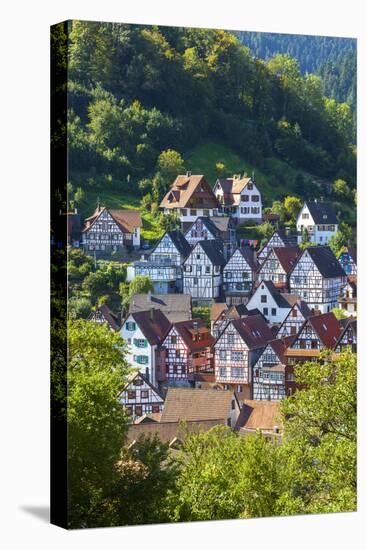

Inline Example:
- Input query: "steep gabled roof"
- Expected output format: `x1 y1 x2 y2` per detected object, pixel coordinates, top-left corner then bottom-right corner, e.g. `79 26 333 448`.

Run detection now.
210 216 233 232
166 230 192 258
129 294 191 323
82 206 142 233
230 314 273 350
161 388 238 422
305 201 338 224
307 312 343 348
160 175 219 209
256 281 292 309
187 239 226 266
185 216 221 239
335 318 357 348
118 371 165 400
171 319 215 351
257 229 297 259
91 303 121 331
271 246 301 274
299 246 346 278
240 246 259 271
130 309 171 346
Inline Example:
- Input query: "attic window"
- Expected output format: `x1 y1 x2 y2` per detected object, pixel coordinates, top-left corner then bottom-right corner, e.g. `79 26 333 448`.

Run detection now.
323 214 328 219
322 324 328 331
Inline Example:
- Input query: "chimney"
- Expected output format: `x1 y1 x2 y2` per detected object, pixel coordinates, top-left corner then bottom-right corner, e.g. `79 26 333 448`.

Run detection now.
149 308 155 322
285 226 290 237
186 171 192 177
74 208 78 214
147 290 152 303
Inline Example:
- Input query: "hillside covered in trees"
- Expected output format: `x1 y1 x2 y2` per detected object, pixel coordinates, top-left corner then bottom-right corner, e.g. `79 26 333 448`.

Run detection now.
62 21 356 224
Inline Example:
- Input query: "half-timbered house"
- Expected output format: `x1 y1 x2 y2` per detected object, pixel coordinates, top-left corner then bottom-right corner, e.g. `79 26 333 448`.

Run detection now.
337 277 357 317
213 175 262 225
297 201 338 245
184 216 236 260
127 231 191 293
246 280 292 325
257 228 297 264
276 300 312 338
335 318 357 353
88 303 121 331
284 312 343 395
121 309 171 387
211 303 262 339
183 239 226 303
160 174 220 231
289 246 347 313
117 372 165 422
338 247 357 276
223 247 258 305
214 314 273 399
252 337 294 401
157 320 215 388
257 246 301 291
82 206 141 256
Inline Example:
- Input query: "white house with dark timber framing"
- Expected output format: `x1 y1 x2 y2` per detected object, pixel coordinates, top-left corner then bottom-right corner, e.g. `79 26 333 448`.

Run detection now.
184 216 236 260
257 246 301 291
183 239 226 303
214 314 273 400
276 300 312 338
223 247 258 305
335 319 357 353
88 303 121 331
257 229 297 265
127 231 191 293
252 338 293 401
121 309 171 387
117 372 165 422
246 280 292 325
297 201 338 245
157 319 215 388
213 175 262 225
289 246 347 313
82 206 141 256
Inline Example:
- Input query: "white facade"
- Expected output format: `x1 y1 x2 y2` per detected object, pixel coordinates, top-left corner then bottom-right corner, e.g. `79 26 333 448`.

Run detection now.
121 314 157 386
183 242 223 301
252 344 286 401
223 249 254 295
213 177 262 224
247 282 291 324
289 249 346 313
277 303 309 338
297 203 338 245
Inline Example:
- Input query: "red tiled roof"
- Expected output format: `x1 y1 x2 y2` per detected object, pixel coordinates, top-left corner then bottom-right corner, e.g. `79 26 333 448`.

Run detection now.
271 246 301 273
308 312 343 348
171 319 215 351
160 175 219 209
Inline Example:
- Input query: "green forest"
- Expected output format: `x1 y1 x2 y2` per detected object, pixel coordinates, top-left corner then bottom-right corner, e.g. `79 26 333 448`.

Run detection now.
237 31 356 112
60 21 356 230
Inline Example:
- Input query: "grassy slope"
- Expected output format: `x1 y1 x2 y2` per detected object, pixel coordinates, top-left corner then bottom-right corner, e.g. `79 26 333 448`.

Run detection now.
185 141 302 204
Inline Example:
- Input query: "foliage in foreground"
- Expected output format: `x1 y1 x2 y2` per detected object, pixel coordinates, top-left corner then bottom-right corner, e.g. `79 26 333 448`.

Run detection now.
168 351 356 520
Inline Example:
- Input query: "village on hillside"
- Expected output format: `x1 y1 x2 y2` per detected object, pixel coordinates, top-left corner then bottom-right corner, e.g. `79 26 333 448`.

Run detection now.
65 171 357 446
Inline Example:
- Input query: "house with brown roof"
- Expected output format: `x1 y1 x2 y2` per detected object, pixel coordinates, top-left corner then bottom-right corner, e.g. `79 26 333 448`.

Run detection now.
257 246 301 291
214 314 273 400
257 228 297 264
160 173 220 232
335 318 357 353
337 277 357 317
213 175 263 225
121 309 171 387
236 400 282 439
157 319 215 388
82 205 142 256
161 387 241 428
88 303 121 331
